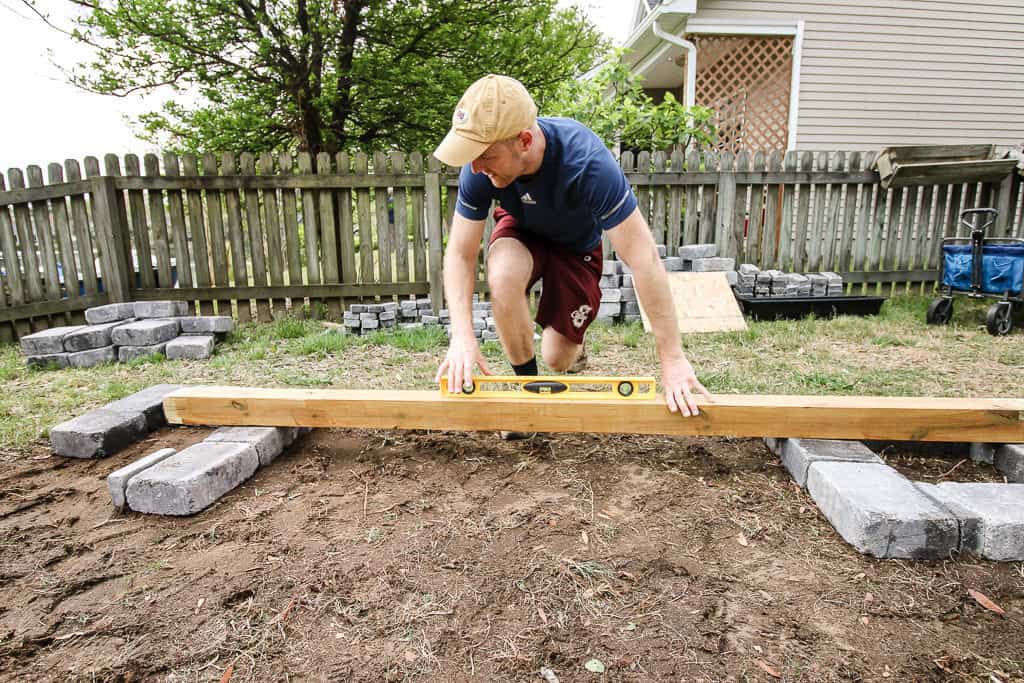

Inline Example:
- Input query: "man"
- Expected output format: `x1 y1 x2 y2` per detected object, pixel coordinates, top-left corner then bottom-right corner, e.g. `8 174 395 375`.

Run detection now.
433 74 711 425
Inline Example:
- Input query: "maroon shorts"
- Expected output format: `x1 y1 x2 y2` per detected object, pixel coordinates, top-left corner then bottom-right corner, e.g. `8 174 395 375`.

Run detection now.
488 207 603 344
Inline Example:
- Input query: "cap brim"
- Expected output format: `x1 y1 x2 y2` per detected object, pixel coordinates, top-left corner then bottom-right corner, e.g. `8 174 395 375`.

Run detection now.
433 129 490 167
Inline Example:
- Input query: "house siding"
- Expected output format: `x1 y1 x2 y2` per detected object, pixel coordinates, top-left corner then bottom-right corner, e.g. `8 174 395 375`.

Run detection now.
690 0 1024 150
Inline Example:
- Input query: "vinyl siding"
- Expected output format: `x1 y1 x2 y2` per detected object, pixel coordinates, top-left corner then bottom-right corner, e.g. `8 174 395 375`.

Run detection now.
691 0 1024 150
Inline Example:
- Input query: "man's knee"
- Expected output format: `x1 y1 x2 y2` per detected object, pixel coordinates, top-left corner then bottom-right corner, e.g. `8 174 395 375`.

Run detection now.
540 333 579 372
487 241 532 299
542 348 572 372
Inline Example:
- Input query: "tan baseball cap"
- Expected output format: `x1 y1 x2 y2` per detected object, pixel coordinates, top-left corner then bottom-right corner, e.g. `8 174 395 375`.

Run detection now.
433 74 538 167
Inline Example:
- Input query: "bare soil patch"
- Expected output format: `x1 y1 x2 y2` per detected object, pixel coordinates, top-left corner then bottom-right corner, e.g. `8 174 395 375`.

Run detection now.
2 427 1022 682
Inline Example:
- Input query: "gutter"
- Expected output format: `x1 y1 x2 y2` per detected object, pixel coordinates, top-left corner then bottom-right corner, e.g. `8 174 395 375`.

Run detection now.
652 16 697 111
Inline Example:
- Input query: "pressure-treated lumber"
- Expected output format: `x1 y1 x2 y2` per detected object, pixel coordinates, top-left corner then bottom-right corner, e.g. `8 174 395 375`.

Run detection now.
163 387 1024 443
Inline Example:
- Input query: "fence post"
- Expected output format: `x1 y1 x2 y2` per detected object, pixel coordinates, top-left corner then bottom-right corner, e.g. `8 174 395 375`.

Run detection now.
425 158 444 314
90 176 132 302
994 172 1016 237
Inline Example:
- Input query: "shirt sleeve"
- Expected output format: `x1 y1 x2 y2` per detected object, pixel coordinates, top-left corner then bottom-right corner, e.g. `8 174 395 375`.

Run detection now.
454 165 493 221
581 148 638 231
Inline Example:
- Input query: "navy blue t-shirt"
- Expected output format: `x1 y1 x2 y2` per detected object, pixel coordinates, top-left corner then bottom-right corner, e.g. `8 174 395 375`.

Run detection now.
454 117 637 252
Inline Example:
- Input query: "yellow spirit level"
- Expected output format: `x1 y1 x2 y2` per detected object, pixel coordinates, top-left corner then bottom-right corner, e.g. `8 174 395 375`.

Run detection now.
439 375 657 400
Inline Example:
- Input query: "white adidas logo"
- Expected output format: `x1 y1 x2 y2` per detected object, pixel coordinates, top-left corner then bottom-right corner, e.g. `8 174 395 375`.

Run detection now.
520 192 536 205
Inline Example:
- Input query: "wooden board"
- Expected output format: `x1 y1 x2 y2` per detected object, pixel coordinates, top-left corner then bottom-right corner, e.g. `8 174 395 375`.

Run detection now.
163 386 1024 443
637 272 747 334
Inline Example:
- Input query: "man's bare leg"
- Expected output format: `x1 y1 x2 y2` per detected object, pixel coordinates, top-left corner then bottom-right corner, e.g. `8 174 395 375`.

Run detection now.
487 237 536 366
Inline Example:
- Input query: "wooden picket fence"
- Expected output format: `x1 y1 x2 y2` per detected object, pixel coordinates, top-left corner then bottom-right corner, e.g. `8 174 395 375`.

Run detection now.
0 148 1021 342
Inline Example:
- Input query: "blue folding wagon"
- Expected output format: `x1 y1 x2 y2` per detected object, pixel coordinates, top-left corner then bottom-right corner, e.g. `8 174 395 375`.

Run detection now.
927 208 1024 335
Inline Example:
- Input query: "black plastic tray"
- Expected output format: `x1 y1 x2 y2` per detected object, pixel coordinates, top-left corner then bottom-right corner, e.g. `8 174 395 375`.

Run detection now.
734 294 886 321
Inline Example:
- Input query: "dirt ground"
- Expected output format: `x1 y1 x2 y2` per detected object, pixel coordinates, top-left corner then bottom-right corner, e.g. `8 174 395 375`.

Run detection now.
1 426 1023 682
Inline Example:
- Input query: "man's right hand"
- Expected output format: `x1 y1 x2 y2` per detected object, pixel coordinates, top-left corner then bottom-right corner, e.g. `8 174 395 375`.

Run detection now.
435 334 492 393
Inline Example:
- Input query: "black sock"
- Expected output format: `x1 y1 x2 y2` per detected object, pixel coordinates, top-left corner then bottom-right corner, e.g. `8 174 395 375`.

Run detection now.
512 357 538 377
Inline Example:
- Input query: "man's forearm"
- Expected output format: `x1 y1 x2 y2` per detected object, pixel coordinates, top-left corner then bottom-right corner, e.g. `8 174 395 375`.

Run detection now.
631 256 686 363
442 248 479 339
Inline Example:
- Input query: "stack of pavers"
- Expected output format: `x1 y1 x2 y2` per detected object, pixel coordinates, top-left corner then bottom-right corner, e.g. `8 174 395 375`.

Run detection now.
734 266 846 298
600 245 692 323
736 263 760 296
342 296 499 343
342 301 401 334
47 382 308 515
19 301 233 369
678 243 737 287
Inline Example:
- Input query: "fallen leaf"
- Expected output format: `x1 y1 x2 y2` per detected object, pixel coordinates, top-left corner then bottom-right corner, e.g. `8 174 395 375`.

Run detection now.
968 589 1005 616
219 660 236 683
537 607 548 625
737 533 749 547
864 593 875 603
584 659 606 673
753 658 781 678
581 530 589 545
859 616 870 626
196 597 206 611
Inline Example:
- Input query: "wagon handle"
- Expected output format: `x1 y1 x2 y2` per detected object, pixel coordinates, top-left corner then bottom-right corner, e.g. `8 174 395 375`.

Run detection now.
960 207 998 233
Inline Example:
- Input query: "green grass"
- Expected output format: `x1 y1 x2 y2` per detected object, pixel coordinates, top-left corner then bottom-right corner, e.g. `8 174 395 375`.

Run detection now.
0 295 1021 452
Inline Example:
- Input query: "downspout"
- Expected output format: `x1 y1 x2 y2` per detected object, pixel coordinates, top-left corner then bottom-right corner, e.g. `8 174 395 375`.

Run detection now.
652 17 696 112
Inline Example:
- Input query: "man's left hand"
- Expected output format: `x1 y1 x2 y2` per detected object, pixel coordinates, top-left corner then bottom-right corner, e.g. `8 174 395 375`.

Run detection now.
662 356 713 417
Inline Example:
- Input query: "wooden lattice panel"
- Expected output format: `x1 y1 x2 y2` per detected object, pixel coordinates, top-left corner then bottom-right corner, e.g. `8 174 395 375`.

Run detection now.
690 35 794 153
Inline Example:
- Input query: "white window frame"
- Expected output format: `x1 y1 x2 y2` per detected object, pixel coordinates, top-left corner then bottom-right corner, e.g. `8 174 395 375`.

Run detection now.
684 18 804 150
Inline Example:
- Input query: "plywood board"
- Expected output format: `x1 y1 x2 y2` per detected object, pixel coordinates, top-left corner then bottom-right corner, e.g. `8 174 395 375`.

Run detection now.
637 272 747 334
164 386 1024 443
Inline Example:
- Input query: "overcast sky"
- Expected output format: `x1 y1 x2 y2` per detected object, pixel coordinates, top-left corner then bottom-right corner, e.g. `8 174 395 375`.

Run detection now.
0 1 635 173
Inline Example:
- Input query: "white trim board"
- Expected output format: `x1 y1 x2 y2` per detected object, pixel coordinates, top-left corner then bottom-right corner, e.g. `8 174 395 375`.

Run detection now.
685 18 804 149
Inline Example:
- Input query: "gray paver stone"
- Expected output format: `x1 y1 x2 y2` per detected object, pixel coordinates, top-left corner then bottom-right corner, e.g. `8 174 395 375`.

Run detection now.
597 302 621 320
26 353 70 369
64 320 135 352
179 316 234 334
771 438 883 488
620 287 637 302
662 256 683 272
134 300 189 318
107 448 177 511
917 482 1024 561
67 345 117 369
995 444 1024 483
969 442 995 464
125 441 259 515
166 335 215 360
690 257 736 272
20 326 86 355
601 288 622 303
118 344 167 363
602 260 622 275
361 318 380 330
678 244 717 259
85 302 135 325
105 384 186 431
806 461 959 559
207 426 288 467
50 409 148 459
111 320 180 346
